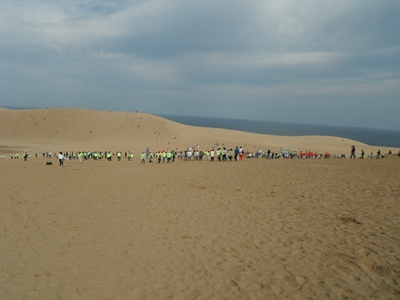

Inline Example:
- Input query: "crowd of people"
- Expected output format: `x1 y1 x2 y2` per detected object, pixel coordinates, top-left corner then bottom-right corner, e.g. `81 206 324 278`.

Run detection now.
3 146 399 164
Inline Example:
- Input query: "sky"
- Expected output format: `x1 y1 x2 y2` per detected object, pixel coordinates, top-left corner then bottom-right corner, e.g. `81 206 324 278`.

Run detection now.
1 0 399 130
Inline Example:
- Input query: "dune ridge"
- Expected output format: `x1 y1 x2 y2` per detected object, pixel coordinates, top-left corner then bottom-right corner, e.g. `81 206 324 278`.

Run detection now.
1 108 396 156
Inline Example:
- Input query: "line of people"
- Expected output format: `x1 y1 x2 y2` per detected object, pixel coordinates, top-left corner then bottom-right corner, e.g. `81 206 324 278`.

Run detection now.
3 147 399 162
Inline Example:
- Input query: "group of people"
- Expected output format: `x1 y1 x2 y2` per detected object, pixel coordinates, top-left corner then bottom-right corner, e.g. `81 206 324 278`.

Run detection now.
348 146 396 159
3 147 399 165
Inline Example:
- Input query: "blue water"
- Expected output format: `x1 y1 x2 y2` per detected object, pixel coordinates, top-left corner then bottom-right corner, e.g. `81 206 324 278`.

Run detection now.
158 115 400 148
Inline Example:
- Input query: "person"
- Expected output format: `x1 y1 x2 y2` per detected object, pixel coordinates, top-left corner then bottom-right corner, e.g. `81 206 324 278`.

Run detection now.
350 146 356 159
166 151 172 163
186 150 192 161
360 149 364 159
77 152 84 163
58 152 64 167
157 151 162 163
140 152 146 163
23 151 28 161
376 149 381 159
234 147 239 161
210 149 215 161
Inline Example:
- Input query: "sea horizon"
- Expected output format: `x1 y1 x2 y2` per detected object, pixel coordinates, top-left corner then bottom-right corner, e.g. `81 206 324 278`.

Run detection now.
158 114 400 148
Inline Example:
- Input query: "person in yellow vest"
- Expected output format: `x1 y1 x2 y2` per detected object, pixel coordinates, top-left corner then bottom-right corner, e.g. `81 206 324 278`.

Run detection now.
140 152 146 163
166 151 172 163
78 152 84 163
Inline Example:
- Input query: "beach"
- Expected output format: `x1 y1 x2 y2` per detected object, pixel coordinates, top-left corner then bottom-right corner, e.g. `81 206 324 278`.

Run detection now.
1 108 400 299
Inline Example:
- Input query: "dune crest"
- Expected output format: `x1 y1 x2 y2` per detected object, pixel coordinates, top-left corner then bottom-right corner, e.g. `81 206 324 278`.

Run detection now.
0 108 397 155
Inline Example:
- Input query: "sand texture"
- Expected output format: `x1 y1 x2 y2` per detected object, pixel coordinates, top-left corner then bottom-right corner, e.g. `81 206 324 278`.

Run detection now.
1 108 400 299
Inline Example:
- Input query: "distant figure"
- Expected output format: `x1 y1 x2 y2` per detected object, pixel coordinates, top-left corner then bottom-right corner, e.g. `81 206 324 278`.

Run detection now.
140 152 146 163
58 152 64 167
360 149 365 159
376 149 381 159
210 149 215 161
350 145 356 159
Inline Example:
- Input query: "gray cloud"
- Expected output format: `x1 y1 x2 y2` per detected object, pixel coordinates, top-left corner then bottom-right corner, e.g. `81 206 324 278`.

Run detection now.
1 0 399 130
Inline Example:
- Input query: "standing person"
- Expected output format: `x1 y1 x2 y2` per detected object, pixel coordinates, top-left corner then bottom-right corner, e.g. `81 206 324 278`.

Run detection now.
140 152 146 163
157 151 162 163
210 149 215 161
360 149 365 159
350 145 356 159
58 152 64 167
166 151 172 163
77 152 84 163
234 147 239 161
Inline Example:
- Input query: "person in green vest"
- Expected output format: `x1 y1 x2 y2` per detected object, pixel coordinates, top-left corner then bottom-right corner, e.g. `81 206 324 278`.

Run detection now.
166 151 172 163
140 152 146 163
78 152 84 163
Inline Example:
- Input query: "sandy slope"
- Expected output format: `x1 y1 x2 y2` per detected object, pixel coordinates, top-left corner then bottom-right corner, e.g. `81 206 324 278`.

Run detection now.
1 157 400 299
1 108 397 156
1 108 400 299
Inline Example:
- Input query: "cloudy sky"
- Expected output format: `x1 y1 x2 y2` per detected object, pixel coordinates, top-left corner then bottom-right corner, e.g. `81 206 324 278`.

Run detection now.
1 0 399 130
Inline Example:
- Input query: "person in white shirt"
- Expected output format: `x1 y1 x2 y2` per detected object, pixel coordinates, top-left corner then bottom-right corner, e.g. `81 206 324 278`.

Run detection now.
210 149 215 161
58 152 65 167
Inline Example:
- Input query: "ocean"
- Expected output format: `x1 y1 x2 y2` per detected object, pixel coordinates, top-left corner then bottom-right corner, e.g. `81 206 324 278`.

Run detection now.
158 115 400 148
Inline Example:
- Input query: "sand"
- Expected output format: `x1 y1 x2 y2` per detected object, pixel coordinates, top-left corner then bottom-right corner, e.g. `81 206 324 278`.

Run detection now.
1 108 400 299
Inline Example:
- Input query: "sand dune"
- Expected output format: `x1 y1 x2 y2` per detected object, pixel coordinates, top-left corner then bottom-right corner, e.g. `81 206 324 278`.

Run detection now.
1 108 399 299
0 108 397 156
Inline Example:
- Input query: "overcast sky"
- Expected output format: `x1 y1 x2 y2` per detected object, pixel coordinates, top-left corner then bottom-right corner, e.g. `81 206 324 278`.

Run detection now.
1 0 399 130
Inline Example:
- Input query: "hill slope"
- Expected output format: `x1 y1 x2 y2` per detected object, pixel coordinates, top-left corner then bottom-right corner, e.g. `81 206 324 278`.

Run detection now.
1 108 394 155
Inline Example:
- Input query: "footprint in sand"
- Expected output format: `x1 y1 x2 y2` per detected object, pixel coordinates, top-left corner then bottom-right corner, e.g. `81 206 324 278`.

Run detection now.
339 216 361 224
362 258 397 276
